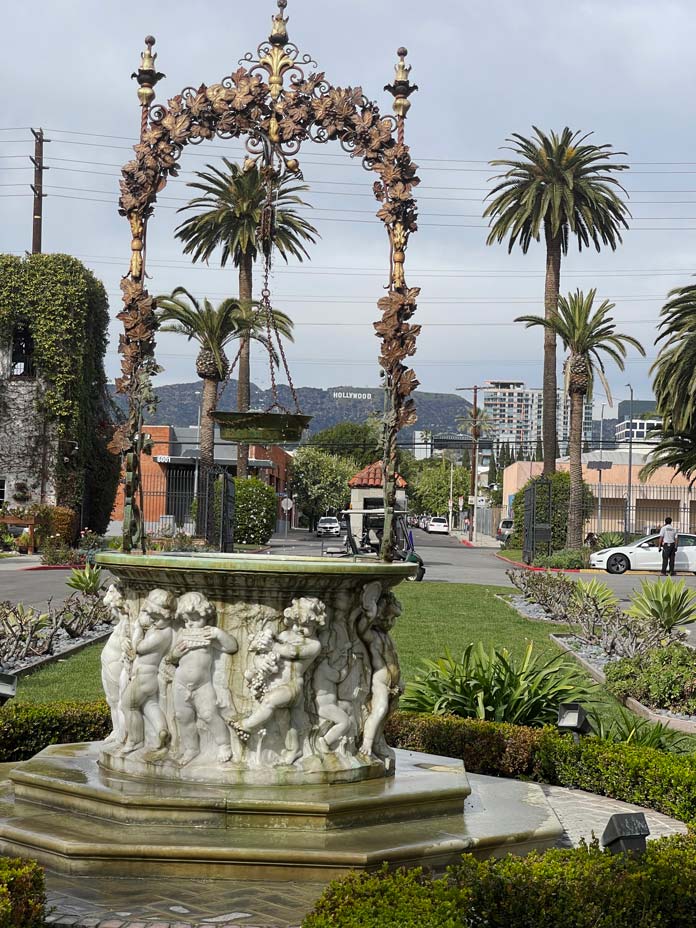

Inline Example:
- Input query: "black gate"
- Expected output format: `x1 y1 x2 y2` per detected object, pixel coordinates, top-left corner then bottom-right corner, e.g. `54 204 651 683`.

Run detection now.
522 477 552 564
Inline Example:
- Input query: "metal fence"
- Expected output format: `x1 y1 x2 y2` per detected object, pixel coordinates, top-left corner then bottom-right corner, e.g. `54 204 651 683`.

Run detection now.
583 483 696 537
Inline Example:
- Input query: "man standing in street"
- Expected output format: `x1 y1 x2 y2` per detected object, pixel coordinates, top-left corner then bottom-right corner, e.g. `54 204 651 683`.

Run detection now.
658 517 678 577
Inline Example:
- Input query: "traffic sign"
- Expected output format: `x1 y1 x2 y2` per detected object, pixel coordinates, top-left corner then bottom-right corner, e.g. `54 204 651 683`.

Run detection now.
281 498 294 511
587 461 613 471
458 496 464 510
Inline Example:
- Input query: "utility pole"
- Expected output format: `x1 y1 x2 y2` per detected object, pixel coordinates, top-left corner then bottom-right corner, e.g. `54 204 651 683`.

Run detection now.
30 129 49 254
457 384 480 543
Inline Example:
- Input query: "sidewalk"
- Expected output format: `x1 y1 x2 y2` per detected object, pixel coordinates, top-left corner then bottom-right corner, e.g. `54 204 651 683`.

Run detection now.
0 554 41 571
452 531 501 549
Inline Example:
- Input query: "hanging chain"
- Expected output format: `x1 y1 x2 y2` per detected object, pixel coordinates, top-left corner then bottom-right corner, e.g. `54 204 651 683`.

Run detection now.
260 159 302 415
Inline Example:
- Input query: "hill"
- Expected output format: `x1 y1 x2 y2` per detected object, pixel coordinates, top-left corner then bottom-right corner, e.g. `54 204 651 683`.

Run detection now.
109 381 471 438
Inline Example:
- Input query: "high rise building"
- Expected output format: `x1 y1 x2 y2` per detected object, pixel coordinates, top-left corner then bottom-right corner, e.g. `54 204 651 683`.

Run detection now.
482 380 593 457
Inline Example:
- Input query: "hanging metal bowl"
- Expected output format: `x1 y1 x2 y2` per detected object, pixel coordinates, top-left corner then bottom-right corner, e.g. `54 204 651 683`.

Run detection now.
213 411 312 443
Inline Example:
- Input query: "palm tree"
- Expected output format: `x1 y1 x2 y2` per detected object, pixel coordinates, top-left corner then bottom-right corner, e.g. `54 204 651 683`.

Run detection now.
640 283 696 487
651 284 696 433
484 128 630 477
175 159 318 477
517 289 645 548
156 287 294 475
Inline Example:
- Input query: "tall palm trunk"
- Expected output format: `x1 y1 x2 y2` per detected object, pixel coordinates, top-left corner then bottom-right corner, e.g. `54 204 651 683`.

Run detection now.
199 375 219 543
566 382 585 548
543 223 562 476
237 253 253 479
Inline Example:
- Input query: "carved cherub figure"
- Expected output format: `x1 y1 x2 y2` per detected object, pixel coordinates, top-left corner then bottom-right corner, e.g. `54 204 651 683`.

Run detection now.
357 582 403 758
101 583 132 744
120 589 176 756
237 597 325 763
167 592 239 766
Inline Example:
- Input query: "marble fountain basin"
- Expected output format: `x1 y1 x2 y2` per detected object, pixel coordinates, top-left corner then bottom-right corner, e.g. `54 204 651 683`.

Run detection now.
0 553 563 880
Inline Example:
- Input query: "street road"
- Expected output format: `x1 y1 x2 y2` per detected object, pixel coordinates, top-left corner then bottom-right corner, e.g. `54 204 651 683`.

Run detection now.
3 532 696 608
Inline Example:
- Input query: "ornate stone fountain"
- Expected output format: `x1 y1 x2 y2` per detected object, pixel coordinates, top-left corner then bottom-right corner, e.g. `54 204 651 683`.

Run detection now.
0 3 563 881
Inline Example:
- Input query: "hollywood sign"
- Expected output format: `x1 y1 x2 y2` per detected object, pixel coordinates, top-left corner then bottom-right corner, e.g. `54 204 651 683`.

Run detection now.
332 391 374 401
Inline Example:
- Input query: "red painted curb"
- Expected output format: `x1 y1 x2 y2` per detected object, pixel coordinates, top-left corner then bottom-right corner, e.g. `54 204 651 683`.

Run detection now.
494 553 580 573
459 538 473 547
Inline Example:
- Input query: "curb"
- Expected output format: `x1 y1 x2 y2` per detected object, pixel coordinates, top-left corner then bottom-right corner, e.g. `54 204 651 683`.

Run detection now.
495 553 580 574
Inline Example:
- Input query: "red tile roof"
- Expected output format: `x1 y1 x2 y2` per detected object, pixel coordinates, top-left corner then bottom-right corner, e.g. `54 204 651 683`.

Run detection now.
348 461 407 489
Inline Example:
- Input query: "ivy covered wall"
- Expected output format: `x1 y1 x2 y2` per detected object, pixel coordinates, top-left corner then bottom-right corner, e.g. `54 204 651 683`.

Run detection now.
0 253 120 532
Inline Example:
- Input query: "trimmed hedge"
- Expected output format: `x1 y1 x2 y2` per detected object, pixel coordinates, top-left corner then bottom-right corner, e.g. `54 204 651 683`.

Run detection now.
0 701 110 762
0 858 45 928
386 711 696 826
304 836 696 927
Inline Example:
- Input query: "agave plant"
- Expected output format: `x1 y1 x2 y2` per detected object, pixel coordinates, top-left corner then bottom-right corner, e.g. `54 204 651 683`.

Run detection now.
401 641 594 727
66 563 104 597
595 531 625 549
626 578 696 635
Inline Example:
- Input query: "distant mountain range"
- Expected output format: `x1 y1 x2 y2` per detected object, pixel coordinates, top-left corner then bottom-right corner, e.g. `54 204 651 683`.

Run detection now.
109 381 471 438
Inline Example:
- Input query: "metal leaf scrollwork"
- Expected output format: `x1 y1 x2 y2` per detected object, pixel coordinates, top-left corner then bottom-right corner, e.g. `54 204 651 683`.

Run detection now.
118 4 419 559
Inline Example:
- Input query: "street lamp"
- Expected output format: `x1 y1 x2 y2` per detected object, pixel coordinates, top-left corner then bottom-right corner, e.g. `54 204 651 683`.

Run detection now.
624 384 634 543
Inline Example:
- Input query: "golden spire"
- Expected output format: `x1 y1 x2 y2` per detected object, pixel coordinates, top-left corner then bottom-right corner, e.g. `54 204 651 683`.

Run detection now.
131 35 165 108
384 47 418 121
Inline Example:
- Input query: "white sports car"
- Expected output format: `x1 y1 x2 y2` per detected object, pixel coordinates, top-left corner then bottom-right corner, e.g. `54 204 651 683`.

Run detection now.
589 533 696 574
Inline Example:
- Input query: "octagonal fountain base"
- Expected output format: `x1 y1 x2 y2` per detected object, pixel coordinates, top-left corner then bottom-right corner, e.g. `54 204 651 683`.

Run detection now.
0 744 563 881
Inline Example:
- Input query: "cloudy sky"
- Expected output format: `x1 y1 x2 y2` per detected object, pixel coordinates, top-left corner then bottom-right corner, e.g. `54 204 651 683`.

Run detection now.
3 0 695 415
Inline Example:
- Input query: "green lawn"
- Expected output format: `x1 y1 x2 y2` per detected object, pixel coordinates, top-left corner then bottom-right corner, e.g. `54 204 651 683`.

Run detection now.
17 582 570 704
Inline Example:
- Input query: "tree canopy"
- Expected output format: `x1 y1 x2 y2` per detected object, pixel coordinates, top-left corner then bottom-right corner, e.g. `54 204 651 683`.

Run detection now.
290 448 357 528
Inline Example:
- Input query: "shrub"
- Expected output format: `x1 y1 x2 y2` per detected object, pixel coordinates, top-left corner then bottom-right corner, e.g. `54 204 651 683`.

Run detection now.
400 642 594 727
533 548 589 569
507 569 577 617
605 642 696 714
304 836 696 928
589 705 690 753
39 536 79 566
42 506 77 545
0 594 109 668
0 857 45 927
233 477 277 545
509 471 593 552
0 700 110 762
387 711 696 824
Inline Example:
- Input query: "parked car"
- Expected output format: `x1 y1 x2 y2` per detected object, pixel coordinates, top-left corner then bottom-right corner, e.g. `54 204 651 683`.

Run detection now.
426 516 449 535
316 516 341 538
589 533 696 574
496 518 514 545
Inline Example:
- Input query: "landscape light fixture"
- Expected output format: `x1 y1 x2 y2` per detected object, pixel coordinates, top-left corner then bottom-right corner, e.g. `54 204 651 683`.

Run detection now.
601 812 650 855
0 672 17 706
557 702 592 743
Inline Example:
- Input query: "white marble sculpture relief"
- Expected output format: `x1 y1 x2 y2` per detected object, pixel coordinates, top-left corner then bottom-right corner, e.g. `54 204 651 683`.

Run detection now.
236 596 325 764
101 583 132 745
99 579 404 785
358 581 403 760
120 589 177 757
166 591 239 766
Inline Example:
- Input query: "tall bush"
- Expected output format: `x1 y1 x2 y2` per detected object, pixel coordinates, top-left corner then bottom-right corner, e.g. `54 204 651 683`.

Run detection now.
510 471 593 551
213 476 277 545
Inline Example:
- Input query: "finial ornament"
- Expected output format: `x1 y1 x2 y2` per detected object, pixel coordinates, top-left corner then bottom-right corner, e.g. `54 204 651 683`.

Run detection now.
132 35 166 108
270 0 289 45
384 47 418 120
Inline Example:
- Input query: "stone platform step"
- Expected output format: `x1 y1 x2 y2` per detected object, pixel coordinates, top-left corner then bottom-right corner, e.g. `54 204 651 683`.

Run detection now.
0 747 564 882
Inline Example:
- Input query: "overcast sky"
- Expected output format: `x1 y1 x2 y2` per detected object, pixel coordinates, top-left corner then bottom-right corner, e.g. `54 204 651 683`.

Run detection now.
3 0 695 416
